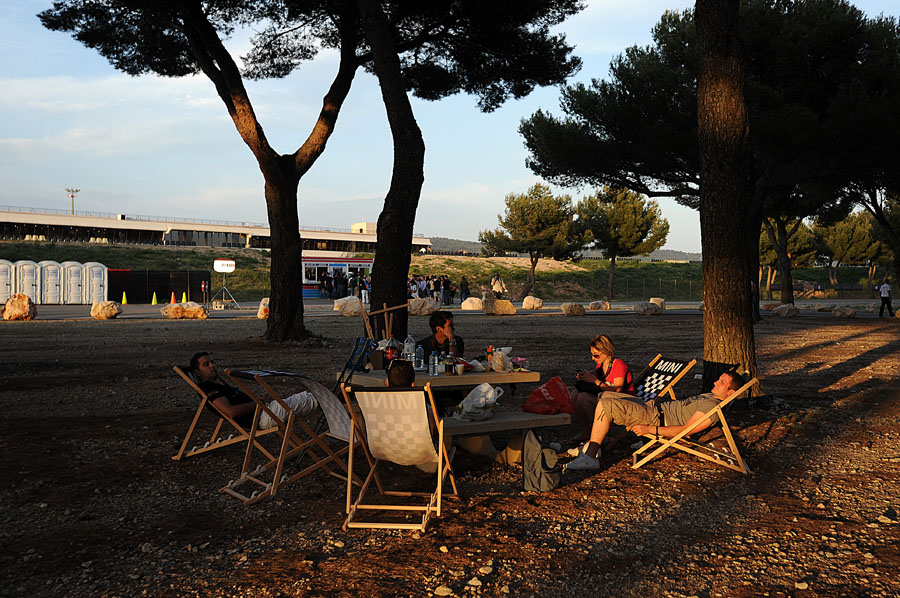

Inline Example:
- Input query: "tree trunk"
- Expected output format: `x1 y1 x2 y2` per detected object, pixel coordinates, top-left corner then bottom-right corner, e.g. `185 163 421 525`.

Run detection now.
746 197 764 322
607 255 617 301
358 0 425 341
696 0 758 385
827 263 838 287
862 189 900 283
766 266 776 300
263 169 306 341
518 254 540 300
868 263 876 298
763 216 797 304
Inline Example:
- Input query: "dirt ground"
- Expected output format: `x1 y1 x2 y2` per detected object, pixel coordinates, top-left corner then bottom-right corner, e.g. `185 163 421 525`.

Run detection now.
1 308 898 598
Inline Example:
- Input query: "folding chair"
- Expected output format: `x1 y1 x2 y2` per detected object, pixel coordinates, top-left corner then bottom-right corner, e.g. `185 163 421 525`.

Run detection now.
221 370 364 505
605 354 697 450
171 366 278 462
340 383 458 532
631 377 758 474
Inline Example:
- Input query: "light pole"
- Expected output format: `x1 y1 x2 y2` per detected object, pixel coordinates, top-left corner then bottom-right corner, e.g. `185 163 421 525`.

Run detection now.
65 187 80 214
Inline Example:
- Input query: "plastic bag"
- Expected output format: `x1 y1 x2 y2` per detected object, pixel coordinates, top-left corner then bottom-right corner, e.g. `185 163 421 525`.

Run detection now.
490 351 513 372
522 376 574 415
453 383 504 421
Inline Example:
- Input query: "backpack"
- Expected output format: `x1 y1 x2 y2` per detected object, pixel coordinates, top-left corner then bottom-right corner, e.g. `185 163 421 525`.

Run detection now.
522 430 561 492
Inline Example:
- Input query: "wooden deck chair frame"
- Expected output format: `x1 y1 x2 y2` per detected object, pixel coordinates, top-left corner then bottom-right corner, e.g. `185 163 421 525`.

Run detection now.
220 370 365 505
631 377 758 474
171 366 278 462
340 383 458 532
605 354 697 451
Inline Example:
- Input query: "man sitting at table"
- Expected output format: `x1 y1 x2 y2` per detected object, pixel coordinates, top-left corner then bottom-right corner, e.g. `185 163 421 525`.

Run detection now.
189 351 318 429
385 359 415 387
566 371 746 470
417 310 464 359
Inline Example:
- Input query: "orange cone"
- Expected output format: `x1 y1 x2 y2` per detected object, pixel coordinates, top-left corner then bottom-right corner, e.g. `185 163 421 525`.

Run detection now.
170 292 176 304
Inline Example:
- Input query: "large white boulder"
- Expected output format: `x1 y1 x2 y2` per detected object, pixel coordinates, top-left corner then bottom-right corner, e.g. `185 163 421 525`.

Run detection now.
162 302 208 319
484 299 517 315
91 301 122 320
257 297 269 319
461 297 483 310
815 304 836 312
831 305 856 318
649 297 667 311
588 300 610 311
408 297 439 316
522 296 543 310
334 296 365 316
3 293 36 321
771 304 799 317
560 303 586 316
634 301 662 316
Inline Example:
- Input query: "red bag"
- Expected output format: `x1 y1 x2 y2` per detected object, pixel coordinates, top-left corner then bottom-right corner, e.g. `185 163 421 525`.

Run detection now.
523 376 573 415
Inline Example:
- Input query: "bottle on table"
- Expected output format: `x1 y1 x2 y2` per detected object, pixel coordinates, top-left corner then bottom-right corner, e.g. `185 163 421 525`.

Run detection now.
415 344 425 370
384 334 400 363
403 334 415 362
429 351 438 376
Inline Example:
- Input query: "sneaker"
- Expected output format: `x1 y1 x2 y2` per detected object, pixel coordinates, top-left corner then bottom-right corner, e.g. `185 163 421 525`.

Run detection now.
566 443 587 458
566 452 601 470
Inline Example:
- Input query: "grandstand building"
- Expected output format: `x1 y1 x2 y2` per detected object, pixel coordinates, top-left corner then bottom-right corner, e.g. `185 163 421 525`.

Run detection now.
0 205 431 257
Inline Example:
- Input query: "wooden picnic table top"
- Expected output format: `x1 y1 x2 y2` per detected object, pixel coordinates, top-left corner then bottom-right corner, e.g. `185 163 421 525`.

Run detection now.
342 368 540 389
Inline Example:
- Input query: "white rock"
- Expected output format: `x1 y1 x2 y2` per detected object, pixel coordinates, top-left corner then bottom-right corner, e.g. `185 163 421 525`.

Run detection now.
560 302 585 316
461 297 483 310
162 302 208 319
90 301 122 320
467 577 482 587
815 304 836 312
521 295 543 310
257 297 269 319
588 300 610 310
408 297 439 316
434 586 453 596
484 299 516 315
831 305 855 318
3 293 36 321
795 582 809 590
771 304 799 317
334 296 365 316
649 297 666 310
633 301 662 316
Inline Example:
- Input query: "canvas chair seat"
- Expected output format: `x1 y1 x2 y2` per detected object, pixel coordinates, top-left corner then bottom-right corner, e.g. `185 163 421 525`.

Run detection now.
631 376 758 474
171 365 278 462
220 370 364 505
341 383 458 532
605 354 697 451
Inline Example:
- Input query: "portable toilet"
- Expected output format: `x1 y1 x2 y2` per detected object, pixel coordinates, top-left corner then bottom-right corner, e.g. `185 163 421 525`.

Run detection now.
0 260 13 304
83 262 108 304
61 261 85 304
39 260 63 305
14 260 40 303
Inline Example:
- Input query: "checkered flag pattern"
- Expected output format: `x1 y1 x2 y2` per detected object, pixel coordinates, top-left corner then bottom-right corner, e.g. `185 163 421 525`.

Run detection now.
634 371 677 401
356 391 438 467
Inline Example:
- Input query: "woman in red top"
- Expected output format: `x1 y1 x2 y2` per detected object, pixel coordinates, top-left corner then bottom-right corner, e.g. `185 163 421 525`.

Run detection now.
569 334 635 448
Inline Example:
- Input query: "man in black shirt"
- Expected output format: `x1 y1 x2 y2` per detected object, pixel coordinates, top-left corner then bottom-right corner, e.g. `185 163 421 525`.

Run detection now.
416 310 464 360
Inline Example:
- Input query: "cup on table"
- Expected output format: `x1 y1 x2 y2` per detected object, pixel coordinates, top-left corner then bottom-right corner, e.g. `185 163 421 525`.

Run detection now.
455 363 465 376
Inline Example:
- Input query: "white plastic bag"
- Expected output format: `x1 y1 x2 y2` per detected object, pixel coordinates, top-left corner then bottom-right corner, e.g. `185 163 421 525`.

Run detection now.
490 351 513 372
452 383 504 421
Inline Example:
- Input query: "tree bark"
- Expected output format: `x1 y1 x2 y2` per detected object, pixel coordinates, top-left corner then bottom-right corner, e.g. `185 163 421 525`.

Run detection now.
861 188 900 283
518 254 540 300
263 167 305 341
358 0 426 341
607 255 617 301
763 216 800 304
696 0 758 385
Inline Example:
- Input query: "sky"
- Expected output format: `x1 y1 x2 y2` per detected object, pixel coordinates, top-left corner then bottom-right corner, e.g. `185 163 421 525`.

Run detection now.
1 1 897 252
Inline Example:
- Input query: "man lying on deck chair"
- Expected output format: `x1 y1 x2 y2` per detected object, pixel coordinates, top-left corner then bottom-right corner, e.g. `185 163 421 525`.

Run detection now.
188 351 318 429
566 371 745 471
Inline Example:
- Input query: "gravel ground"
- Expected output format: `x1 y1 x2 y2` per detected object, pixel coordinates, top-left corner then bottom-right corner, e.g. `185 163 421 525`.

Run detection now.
1 308 898 597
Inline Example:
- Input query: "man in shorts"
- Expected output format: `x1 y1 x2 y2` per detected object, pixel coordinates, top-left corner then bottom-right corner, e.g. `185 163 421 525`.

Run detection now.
567 371 746 470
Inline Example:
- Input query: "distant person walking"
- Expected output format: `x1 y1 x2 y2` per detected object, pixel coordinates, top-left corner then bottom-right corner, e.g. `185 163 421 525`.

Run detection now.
490 272 507 299
459 275 470 303
879 277 894 317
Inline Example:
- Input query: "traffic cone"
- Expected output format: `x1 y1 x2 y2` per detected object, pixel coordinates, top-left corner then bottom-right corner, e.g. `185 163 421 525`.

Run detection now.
151 292 158 305
181 291 187 303
170 292 176 304
121 292 127 305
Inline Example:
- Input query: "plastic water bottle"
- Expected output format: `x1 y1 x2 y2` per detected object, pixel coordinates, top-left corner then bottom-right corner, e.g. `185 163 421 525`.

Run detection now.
403 334 415 361
415 344 425 370
429 351 438 376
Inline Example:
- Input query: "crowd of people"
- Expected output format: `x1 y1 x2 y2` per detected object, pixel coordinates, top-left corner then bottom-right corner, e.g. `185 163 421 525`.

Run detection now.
318 271 371 303
406 274 470 305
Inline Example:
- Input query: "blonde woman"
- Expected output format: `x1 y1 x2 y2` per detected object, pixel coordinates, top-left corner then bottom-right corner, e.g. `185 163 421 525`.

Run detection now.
568 334 635 453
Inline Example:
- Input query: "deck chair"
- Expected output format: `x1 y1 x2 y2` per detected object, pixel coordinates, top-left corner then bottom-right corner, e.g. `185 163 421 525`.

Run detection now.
220 370 363 505
171 366 278 462
605 355 697 451
340 383 458 532
631 376 758 474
